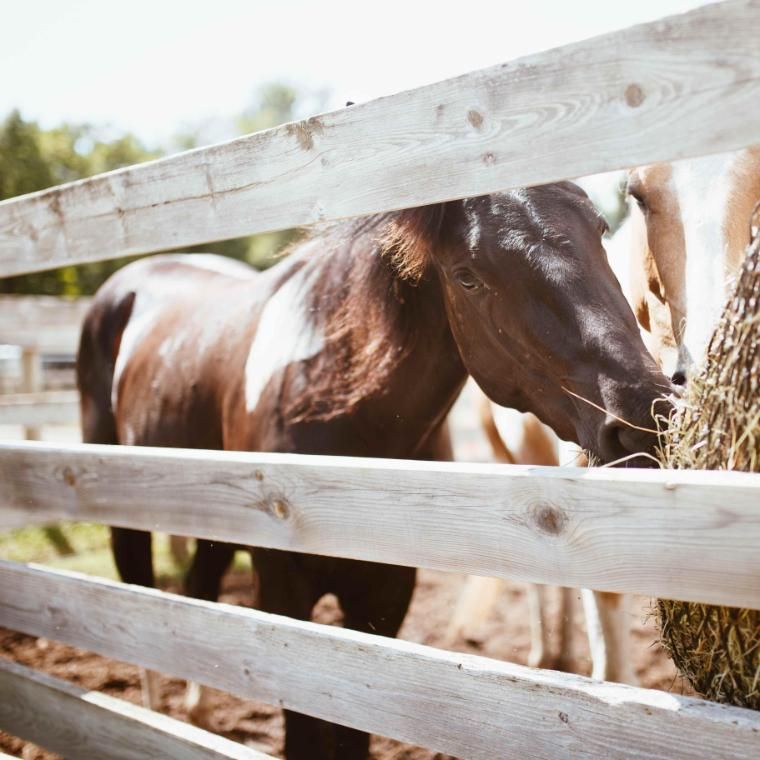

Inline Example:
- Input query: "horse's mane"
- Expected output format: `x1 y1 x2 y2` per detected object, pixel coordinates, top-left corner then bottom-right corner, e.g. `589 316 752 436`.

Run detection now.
282 204 449 424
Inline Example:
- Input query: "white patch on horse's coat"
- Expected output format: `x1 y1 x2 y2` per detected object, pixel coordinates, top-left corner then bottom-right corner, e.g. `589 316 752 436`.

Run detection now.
111 293 159 411
157 330 188 365
244 263 324 413
671 153 741 366
173 253 254 278
491 406 530 457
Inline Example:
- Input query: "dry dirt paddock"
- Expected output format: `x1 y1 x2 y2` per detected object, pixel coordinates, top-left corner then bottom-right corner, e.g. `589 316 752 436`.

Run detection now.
0 383 689 759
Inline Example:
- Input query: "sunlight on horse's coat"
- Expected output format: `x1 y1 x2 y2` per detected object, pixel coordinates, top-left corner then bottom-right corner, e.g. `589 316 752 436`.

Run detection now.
244 259 325 414
111 294 159 411
672 153 747 364
172 253 254 278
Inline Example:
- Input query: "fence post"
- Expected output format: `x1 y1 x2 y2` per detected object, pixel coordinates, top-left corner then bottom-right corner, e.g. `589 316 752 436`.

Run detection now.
19 346 75 557
20 347 42 441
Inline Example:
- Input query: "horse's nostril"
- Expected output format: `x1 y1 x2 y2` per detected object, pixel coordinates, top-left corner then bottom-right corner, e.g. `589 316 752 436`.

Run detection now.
598 418 657 466
599 420 626 462
671 370 687 386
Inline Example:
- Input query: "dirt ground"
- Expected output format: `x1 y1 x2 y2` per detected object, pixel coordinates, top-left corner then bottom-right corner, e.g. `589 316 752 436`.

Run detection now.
0 382 692 758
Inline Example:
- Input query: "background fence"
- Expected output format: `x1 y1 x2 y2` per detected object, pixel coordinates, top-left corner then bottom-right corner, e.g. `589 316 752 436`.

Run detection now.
1 1 760 758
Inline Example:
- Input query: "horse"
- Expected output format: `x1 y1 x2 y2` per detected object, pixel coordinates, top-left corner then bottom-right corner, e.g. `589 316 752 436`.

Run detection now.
77 182 671 759
626 146 760 381
451 149 760 687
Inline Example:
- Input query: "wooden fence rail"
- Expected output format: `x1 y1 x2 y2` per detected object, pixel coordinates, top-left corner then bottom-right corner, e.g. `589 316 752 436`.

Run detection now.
1 1 760 277
1 561 759 760
0 659 271 760
0 390 79 427
0 296 90 352
1 441 759 608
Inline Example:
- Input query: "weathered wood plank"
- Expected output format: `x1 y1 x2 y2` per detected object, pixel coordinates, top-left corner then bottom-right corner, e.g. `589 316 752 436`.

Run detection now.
2 1 760 276
1 441 759 607
0 296 90 352
0 390 79 427
0 658 271 760
1 562 759 760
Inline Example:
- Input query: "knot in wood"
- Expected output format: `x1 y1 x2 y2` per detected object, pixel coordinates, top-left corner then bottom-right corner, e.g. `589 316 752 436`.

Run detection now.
271 498 290 520
624 83 645 108
530 502 568 536
62 466 76 487
287 117 324 151
254 469 264 481
467 109 484 129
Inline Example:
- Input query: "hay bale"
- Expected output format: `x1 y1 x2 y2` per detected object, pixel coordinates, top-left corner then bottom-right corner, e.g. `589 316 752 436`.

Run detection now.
656 208 760 709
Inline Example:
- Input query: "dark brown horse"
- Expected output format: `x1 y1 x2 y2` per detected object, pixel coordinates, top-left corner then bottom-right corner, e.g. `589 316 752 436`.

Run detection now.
78 183 670 759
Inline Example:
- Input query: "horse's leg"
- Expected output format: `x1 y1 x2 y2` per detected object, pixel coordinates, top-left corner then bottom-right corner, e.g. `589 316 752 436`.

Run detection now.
556 586 576 672
168 534 191 567
526 583 552 669
334 562 417 760
252 549 326 760
443 574 503 645
111 527 158 707
581 589 637 684
182 539 236 728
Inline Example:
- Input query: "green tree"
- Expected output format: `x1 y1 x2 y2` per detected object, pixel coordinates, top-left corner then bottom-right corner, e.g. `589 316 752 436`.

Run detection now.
0 110 55 199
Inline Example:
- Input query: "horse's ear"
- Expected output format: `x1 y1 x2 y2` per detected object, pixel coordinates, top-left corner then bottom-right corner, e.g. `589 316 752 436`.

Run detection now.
380 203 448 283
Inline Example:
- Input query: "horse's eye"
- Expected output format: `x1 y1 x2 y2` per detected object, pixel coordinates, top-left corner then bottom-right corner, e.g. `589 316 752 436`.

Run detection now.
454 269 483 291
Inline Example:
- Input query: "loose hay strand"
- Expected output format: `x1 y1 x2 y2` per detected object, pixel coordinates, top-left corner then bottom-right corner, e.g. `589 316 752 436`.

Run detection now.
655 214 760 710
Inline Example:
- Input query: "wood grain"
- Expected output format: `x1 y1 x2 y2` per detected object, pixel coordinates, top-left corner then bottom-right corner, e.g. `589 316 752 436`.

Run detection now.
0 296 90 352
0 390 79 427
1 562 759 760
1 441 759 608
0 658 271 759
1 1 760 276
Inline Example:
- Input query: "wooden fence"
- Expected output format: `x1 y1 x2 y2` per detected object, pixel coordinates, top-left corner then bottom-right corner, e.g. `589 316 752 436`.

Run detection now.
0 295 86 432
1 1 760 758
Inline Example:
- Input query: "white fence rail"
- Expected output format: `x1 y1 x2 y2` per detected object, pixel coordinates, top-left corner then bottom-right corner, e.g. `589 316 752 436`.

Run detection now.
0 296 90 352
0 659 271 760
0 390 78 427
2 561 759 760
1 1 759 276
2 441 759 609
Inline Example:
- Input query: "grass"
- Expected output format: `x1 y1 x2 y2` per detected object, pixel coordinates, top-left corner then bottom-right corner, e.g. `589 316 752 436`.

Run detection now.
0 523 252 583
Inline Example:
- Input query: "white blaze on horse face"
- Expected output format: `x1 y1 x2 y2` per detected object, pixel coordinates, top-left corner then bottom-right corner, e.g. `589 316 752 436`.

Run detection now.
244 262 324 413
670 153 742 366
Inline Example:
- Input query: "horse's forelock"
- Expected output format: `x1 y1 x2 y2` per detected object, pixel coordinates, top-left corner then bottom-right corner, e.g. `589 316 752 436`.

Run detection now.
380 204 448 283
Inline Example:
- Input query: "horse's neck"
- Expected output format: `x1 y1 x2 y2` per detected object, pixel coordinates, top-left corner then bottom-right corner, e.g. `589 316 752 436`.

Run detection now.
364 274 467 457
285 240 467 457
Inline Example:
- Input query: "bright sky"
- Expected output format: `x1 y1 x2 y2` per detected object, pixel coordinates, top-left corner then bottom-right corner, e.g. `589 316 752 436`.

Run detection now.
2 0 707 147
